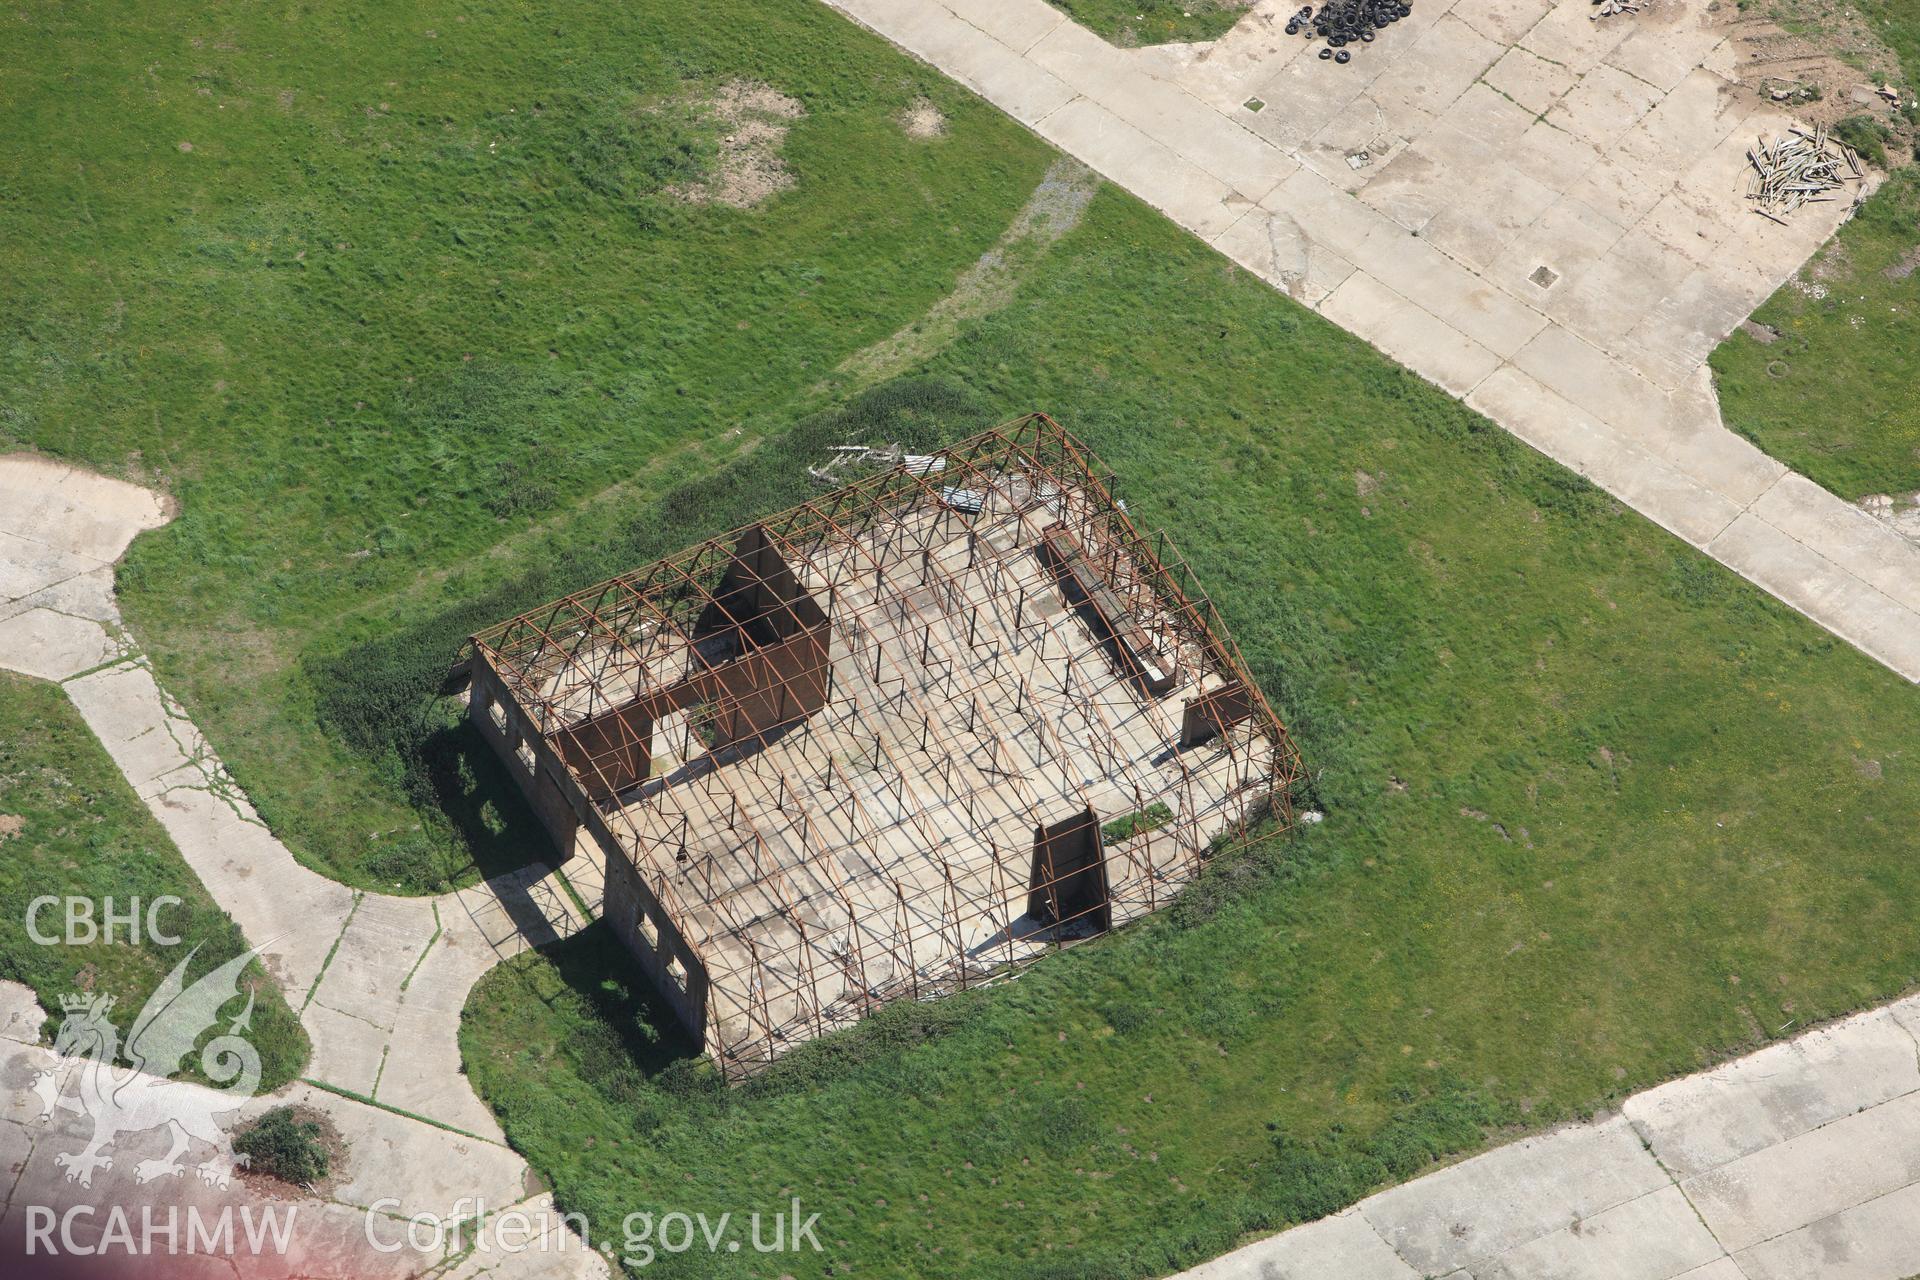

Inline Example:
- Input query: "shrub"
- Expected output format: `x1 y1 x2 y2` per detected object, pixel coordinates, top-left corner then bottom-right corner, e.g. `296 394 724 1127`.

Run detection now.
1834 114 1892 169
235 1106 334 1186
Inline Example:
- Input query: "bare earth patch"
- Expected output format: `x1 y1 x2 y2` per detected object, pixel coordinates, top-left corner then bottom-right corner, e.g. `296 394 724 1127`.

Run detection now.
1710 0 1912 159
0 814 21 841
666 80 805 209
899 97 948 139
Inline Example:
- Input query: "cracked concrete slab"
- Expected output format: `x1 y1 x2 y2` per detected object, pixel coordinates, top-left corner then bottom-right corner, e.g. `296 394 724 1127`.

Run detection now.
822 0 1920 682
0 608 122 681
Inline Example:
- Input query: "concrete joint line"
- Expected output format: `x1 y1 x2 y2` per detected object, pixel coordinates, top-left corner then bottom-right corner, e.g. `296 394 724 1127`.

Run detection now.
56 649 141 687
1733 507 1915 619
399 901 446 994
1705 470 1788 546
1032 92 1081 129
940 0 1054 60
0 1123 34 1213
1016 9 1065 55
301 892 365 1012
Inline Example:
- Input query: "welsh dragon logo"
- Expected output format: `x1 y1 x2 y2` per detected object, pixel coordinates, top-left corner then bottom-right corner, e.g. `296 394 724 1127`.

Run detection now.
31 943 266 1189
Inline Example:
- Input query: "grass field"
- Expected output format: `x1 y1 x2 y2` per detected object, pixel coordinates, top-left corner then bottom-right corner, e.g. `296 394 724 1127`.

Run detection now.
1 0 1058 892
1712 0 1920 500
1042 0 1252 46
461 184 1920 1277
11 0 1920 1274
0 672 306 1091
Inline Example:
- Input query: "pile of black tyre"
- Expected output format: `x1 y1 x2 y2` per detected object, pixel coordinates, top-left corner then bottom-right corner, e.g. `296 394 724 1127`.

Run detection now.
1285 0 1413 65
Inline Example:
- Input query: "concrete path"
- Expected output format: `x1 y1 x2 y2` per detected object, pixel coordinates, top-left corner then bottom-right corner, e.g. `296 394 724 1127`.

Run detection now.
0 455 607 1278
1179 993 1920 1280
820 0 1920 682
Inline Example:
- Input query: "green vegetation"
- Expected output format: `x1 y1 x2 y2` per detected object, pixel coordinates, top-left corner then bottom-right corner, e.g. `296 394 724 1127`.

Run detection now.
13 0 1920 1274
1835 112 1894 168
0 672 306 1091
1712 0 1920 500
235 1106 335 1185
1044 0 1252 46
1714 166 1920 499
2 0 1057 892
463 186 1920 1276
1100 801 1175 844
1856 0 1920 85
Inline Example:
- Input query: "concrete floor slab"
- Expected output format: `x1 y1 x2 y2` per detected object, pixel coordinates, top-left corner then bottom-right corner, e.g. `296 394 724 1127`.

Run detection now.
1619 67 1757 178
1547 61 1667 150
1747 472 1920 615
1609 21 1724 97
1418 172 1561 275
1889 994 1920 1043
0 530 101 607
1546 232 1698 350
0 569 121 629
1672 1261 1749 1280
1262 164 1404 261
849 0 1078 124
1486 43 1578 115
307 895 440 1032
0 454 169 563
1453 0 1555 48
1517 0 1634 75
958 0 1066 53
1354 219 1549 357
1369 13 1503 123
1245 54 1374 151
1490 193 1628 300
301 1000 390 1097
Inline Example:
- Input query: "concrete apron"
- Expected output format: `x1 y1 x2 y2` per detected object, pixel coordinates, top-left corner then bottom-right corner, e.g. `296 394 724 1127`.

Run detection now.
818 0 1920 682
